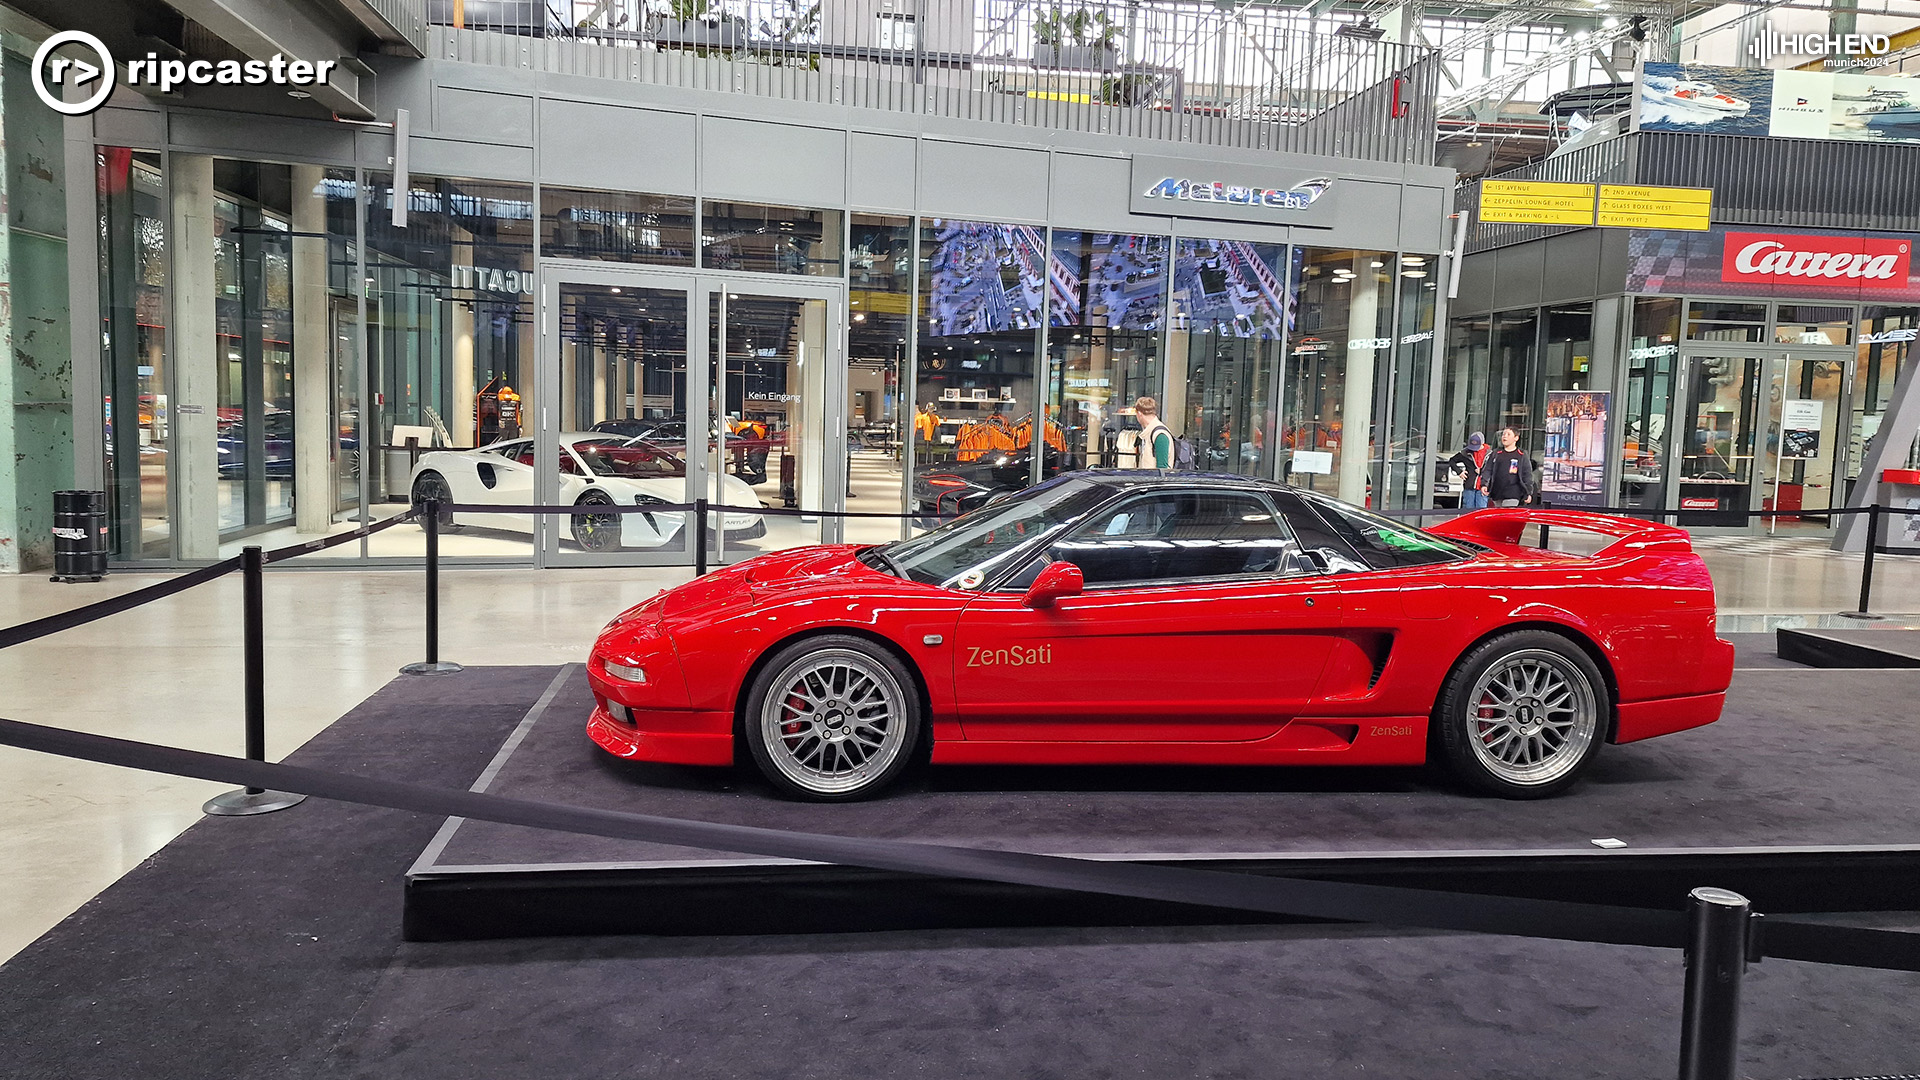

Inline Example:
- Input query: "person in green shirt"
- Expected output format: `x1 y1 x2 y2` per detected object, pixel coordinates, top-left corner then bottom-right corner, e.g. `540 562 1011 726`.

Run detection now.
1134 396 1174 470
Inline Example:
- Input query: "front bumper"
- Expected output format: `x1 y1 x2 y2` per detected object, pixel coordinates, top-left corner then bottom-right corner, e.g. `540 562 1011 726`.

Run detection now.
586 703 734 766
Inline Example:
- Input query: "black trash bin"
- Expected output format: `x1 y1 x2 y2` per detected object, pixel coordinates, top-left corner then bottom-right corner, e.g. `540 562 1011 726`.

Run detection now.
51 490 108 583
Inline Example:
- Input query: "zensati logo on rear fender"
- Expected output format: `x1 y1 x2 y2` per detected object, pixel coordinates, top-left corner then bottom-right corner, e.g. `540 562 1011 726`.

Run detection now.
1722 232 1910 288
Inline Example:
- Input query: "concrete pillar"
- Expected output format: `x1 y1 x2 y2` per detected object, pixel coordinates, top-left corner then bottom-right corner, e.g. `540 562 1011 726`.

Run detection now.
449 227 475 447
1163 327 1191 450
170 154 220 560
798 299 828 515
1339 254 1382 504
291 165 335 534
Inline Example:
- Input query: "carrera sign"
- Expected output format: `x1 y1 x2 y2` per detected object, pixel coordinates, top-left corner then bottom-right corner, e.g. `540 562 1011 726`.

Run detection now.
1722 232 1910 289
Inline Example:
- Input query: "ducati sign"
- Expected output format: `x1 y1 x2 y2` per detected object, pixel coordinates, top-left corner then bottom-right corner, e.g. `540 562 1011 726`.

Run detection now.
1721 232 1910 288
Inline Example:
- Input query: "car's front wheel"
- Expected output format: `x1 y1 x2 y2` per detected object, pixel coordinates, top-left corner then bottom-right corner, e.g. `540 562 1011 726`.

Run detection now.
1436 630 1607 799
571 490 621 551
743 635 921 801
409 471 461 531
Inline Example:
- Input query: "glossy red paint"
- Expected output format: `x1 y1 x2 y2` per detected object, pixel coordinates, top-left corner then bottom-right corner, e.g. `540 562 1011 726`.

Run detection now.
586 506 1732 780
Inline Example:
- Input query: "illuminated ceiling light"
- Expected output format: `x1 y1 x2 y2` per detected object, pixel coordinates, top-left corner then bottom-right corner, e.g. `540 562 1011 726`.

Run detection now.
1403 256 1426 265
1370 261 1384 268
1402 270 1428 278
610 287 621 293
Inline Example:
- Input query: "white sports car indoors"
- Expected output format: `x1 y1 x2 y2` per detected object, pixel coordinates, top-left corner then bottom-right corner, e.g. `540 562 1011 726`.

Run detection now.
407 434 766 551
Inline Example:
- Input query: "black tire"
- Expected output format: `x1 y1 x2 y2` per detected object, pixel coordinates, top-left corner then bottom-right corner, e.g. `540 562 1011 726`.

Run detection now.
571 490 621 552
1435 629 1608 799
409 471 461 531
742 634 923 801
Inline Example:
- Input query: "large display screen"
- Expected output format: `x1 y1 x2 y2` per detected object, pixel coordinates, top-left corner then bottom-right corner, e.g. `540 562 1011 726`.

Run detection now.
1048 232 1168 330
1169 238 1288 339
1638 61 1920 146
924 220 1045 335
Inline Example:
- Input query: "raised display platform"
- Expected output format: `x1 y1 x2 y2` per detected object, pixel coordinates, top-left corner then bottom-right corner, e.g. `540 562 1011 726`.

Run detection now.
405 664 1920 941
1778 625 1920 668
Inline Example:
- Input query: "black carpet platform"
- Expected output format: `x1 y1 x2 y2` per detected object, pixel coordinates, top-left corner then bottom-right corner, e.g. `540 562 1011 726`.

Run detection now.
1778 625 1920 668
405 657 1920 940
4 664 1920 1078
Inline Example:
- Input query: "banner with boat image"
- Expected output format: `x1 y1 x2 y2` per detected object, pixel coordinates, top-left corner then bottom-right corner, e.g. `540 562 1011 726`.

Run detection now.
1638 62 1920 145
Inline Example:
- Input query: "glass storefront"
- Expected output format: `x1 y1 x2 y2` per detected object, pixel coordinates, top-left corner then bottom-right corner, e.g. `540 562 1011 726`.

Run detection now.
911 220 1045 521
1168 238 1287 482
92 164 1441 565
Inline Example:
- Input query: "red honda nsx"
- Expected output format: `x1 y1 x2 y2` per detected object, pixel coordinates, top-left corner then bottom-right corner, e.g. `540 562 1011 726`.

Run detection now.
587 473 1733 801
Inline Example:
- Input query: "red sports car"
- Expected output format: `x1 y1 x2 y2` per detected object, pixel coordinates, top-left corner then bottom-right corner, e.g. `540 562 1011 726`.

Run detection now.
587 473 1733 801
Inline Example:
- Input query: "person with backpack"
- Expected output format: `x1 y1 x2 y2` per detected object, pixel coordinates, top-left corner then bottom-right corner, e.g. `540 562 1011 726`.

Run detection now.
1445 431 1492 510
1133 396 1176 470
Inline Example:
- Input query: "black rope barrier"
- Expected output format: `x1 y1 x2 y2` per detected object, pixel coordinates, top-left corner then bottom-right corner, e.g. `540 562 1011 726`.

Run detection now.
3 714 1920 979
0 556 244 651
261 509 418 564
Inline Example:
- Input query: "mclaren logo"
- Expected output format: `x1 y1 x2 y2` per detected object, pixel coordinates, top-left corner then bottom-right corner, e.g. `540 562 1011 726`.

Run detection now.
1142 176 1332 210
966 644 1053 668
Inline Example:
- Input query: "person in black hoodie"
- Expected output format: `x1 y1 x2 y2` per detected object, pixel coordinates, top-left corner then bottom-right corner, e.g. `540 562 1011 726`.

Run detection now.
1480 426 1534 506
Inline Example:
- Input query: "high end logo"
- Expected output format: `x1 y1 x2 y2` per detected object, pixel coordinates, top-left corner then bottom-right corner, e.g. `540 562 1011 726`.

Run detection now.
1142 176 1333 211
1721 232 1910 288
1747 27 1892 67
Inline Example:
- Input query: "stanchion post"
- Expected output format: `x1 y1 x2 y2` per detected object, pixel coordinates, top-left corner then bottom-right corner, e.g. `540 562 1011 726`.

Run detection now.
1860 504 1881 616
1677 887 1753 1080
204 547 307 816
402 500 462 676
695 498 710 577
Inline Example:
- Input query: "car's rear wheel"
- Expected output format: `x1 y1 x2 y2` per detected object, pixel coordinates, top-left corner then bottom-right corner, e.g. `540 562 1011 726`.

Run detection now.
571 490 621 551
409 471 461 531
1436 630 1606 799
744 636 921 801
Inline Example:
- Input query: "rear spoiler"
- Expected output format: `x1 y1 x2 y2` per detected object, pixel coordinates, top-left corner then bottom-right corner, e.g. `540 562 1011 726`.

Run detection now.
1428 508 1695 556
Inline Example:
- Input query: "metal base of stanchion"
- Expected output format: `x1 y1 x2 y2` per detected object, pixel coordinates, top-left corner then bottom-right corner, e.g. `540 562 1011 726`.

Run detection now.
400 661 465 676
203 789 307 816
1837 611 1889 621
48 575 104 584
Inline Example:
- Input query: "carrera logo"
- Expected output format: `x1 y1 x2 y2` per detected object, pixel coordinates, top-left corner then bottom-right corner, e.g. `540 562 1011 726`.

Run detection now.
1722 233 1910 288
1142 176 1331 210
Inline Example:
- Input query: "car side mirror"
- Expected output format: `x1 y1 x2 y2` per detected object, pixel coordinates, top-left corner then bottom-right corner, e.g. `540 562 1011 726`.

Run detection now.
1022 561 1083 609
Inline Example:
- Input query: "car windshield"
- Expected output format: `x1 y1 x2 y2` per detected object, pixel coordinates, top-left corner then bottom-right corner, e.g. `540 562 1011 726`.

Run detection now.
877 477 1114 589
570 438 686 479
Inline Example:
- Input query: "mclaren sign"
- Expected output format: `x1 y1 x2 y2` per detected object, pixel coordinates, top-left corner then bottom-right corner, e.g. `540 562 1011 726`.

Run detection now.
1130 155 1338 225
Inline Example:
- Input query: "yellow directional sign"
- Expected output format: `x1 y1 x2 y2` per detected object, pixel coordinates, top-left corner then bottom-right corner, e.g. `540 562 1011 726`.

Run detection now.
1597 185 1712 231
1478 180 1596 226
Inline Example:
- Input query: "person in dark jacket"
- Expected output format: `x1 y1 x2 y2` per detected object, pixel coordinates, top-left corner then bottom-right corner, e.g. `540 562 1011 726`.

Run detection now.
1480 426 1534 506
1445 431 1492 510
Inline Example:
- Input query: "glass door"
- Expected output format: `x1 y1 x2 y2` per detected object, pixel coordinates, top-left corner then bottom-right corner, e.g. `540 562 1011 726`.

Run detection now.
538 264 845 567
1671 352 1765 528
1762 351 1850 533
1618 346 1676 514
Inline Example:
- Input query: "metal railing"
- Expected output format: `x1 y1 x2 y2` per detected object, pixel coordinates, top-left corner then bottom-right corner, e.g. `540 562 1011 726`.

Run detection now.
1460 128 1920 252
426 1 1439 163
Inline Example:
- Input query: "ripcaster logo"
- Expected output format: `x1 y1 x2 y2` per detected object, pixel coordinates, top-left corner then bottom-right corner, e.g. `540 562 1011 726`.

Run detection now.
966 644 1053 668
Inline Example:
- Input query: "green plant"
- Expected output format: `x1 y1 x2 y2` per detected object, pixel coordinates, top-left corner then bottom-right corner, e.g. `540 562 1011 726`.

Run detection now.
1099 72 1156 106
1034 6 1118 50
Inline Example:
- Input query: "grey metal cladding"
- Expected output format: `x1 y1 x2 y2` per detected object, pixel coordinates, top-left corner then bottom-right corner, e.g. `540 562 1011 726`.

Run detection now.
848 133 915 212
539 100 696 194
1539 229 1604 303
168 112 356 163
412 136 533 180
1398 184 1447 254
1495 242 1547 309
435 87 533 145
1050 153 1136 227
1323 179 1401 250
700 117 846 207
918 140 1047 222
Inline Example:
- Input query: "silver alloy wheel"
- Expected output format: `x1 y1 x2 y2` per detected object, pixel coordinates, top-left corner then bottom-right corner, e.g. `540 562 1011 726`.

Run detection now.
758 648 910 796
1465 648 1599 787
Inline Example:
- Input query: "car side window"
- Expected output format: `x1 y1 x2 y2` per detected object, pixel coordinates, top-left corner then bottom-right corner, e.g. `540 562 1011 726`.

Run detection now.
1299 494 1475 571
1043 491 1303 587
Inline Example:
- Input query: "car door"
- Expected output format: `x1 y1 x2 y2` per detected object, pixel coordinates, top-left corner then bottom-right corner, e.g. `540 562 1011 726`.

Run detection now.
464 440 538 533
952 488 1345 743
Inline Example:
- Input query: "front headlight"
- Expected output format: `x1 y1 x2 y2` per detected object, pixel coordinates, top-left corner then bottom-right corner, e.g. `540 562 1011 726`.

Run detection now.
603 660 648 683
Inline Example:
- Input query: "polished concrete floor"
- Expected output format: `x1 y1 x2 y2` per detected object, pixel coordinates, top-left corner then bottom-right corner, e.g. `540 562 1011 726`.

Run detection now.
0 527 1917 966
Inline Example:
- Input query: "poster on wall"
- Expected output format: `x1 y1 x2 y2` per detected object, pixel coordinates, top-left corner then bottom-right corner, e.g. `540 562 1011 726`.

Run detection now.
1638 62 1920 146
1780 398 1825 459
1541 391 1611 508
